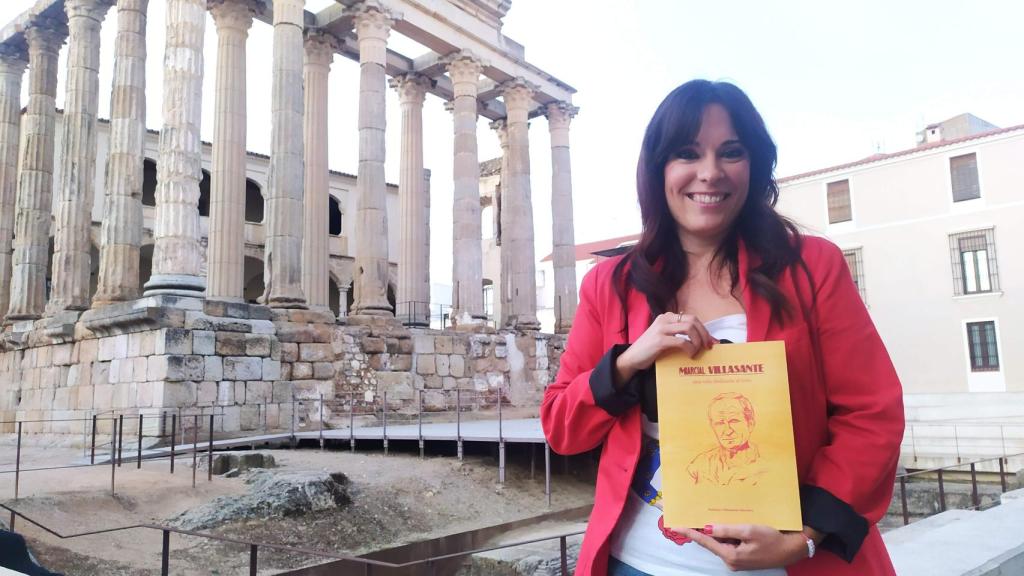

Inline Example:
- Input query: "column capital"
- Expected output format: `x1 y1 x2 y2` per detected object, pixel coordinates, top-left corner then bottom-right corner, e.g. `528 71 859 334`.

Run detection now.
489 118 508 147
0 43 29 70
499 77 537 112
545 101 578 130
349 3 397 42
64 0 116 21
209 0 262 32
24 18 69 53
389 73 430 106
304 28 341 63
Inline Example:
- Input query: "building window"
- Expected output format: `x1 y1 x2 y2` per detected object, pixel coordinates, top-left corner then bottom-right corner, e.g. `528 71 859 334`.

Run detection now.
949 229 999 295
966 321 999 372
950 153 980 202
842 248 866 303
328 196 342 236
482 283 494 317
827 180 852 224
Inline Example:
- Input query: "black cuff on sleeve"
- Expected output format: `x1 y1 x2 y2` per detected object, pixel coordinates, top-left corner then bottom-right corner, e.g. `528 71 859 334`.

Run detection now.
800 484 869 563
589 344 643 416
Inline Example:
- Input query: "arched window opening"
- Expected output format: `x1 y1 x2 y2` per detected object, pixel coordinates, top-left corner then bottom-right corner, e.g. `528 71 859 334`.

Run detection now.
243 256 265 304
245 179 264 223
328 196 342 236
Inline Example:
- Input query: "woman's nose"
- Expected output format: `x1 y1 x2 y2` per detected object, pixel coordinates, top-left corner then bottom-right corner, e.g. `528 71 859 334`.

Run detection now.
698 157 723 183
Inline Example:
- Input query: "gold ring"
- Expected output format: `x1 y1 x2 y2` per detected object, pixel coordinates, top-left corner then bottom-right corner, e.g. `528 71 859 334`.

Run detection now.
677 312 684 323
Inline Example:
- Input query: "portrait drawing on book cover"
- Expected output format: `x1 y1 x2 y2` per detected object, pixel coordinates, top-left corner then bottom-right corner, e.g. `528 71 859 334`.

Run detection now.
687 392 769 486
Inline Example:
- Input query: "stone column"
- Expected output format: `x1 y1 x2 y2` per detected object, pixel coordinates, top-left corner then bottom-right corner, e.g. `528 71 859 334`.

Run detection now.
350 4 394 317
263 0 306 308
206 0 258 302
447 53 486 327
546 102 579 334
143 0 207 297
391 73 430 327
0 45 28 318
489 118 508 323
6 20 68 321
46 0 115 315
497 79 540 330
93 0 149 306
302 30 338 311
337 283 349 321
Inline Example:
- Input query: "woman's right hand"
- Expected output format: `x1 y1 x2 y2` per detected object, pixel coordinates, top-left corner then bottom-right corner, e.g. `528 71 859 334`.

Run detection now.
614 312 716 387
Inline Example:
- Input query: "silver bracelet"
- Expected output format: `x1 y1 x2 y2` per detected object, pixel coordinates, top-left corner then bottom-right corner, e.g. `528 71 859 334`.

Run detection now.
804 534 816 559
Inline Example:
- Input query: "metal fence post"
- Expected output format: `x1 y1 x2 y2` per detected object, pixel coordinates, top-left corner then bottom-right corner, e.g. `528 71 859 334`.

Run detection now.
899 477 909 525
161 529 170 576
498 386 505 484
208 413 214 482
170 414 177 474
90 414 97 465
545 441 552 507
117 414 124 467
14 421 22 499
350 392 356 453
111 418 117 495
137 414 144 468
1000 457 1008 493
382 391 388 456
937 469 946 511
249 544 258 576
970 463 979 508
192 415 198 489
418 390 424 459
319 393 325 451
456 388 463 461
560 535 569 575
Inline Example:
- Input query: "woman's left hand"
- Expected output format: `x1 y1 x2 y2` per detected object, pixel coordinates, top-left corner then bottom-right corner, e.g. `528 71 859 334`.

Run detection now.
681 524 812 570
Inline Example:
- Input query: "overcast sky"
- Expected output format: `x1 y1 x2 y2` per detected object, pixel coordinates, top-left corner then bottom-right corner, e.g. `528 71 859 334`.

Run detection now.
2 0 1021 286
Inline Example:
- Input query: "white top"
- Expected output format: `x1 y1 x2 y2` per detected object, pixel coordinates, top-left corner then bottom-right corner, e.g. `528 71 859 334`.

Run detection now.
608 314 786 576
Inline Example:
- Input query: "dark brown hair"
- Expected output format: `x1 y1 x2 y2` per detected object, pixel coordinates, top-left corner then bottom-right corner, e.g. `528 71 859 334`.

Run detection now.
613 79 806 327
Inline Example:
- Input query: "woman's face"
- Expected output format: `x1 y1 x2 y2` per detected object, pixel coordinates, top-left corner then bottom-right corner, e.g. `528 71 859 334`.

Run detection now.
663 103 750 247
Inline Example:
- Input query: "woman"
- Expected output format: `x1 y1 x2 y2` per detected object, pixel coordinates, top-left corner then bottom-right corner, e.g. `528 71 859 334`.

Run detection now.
541 80 904 576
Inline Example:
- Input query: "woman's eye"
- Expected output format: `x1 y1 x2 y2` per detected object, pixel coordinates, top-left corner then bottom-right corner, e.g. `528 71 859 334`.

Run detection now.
673 149 699 161
721 147 747 160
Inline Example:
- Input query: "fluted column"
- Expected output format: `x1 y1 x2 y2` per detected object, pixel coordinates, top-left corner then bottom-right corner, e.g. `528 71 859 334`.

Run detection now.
206 0 258 302
350 4 394 317
447 53 486 327
498 79 539 330
263 0 306 308
390 73 430 326
47 0 115 315
93 0 149 306
302 30 338 311
6 20 68 321
0 45 28 318
143 0 207 296
546 102 579 334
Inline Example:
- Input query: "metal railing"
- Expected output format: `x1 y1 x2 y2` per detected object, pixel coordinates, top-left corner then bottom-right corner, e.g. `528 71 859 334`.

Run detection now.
894 451 1022 526
1 502 581 575
903 421 1024 465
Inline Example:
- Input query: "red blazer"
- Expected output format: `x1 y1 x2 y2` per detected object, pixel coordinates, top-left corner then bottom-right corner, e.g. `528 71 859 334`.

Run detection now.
542 236 904 576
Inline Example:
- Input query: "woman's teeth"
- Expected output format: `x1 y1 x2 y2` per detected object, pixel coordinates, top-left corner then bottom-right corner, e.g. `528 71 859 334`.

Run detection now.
688 193 727 205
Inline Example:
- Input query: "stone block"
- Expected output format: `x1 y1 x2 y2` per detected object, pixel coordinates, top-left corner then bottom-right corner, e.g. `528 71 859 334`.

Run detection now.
224 356 263 381
280 342 299 362
167 355 205 382
452 338 468 355
98 337 119 361
75 385 94 409
436 355 450 377
281 363 292 381
423 390 446 411
449 355 465 377
250 319 276 335
127 333 143 357
375 371 414 397
113 383 137 409
292 379 332 399
53 387 70 410
442 377 457 390
78 339 98 363
391 354 413 371
217 381 234 405
186 312 252 333
35 346 52 368
417 355 436 375
299 343 333 362
136 381 155 407
313 362 333 379
147 356 168 381
270 339 281 360
240 404 260 430
385 338 401 353
235 381 246 404
193 331 216 355
157 328 192 355
246 381 272 404
292 362 313 379
52 343 73 366
424 375 442 389
216 332 247 355
435 336 453 354
245 334 273 357
133 357 149 383
205 356 223 381
220 405 241 433
361 337 386 353
262 359 282 380
494 344 508 358
138 331 156 357
93 362 111 386
157 381 197 408
118 358 135 383
398 338 414 354
368 354 389 371
198 381 217 405
275 322 321 343
273 381 293 403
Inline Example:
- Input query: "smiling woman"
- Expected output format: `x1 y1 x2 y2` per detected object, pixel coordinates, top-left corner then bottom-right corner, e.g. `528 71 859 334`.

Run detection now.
541 80 904 576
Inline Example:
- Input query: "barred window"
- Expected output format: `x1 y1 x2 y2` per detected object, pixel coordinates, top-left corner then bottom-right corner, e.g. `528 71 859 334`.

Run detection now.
966 321 999 372
950 153 980 202
949 229 999 295
827 180 852 224
843 248 866 303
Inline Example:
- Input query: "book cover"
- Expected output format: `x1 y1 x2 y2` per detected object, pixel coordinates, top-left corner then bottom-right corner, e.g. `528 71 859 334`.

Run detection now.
655 340 802 530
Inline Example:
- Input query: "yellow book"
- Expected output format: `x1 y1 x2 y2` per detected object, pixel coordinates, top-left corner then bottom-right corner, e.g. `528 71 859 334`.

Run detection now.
655 340 801 530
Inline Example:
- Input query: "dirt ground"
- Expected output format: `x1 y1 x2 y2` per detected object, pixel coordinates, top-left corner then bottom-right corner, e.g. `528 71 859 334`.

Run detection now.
0 437 595 575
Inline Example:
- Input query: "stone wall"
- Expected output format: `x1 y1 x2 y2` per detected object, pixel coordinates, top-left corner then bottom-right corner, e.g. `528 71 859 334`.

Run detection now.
0 295 567 440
